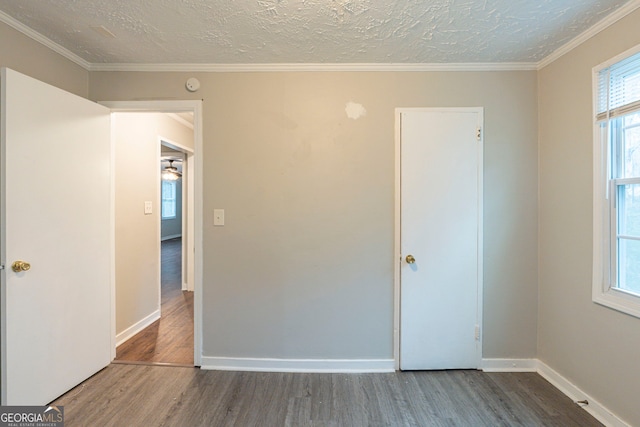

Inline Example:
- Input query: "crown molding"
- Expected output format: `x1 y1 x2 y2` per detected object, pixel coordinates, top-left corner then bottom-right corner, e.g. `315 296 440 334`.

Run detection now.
166 113 194 130
537 0 640 69
3 0 639 75
0 10 91 70
88 62 537 72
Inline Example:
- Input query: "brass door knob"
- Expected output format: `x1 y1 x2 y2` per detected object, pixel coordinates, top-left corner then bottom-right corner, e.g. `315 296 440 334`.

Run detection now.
405 255 416 264
11 260 31 272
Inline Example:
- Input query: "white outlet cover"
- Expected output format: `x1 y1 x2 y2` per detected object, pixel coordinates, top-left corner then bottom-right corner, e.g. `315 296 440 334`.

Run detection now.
213 209 224 226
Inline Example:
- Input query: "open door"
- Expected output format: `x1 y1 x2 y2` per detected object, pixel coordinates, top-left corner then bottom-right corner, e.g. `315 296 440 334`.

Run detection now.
1 68 112 404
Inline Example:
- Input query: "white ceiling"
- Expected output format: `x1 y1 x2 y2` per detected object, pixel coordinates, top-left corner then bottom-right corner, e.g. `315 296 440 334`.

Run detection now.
0 0 635 66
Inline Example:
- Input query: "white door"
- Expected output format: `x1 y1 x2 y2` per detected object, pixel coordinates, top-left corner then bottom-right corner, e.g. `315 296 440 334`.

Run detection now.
399 108 483 370
1 68 112 404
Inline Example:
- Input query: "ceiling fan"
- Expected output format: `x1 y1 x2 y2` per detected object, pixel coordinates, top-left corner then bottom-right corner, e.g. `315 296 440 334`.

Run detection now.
162 159 182 181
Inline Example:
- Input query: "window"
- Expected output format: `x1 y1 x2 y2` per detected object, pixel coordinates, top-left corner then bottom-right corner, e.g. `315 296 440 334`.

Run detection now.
593 45 640 318
162 180 177 219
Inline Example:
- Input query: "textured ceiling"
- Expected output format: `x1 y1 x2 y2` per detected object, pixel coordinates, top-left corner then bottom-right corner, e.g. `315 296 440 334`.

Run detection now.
0 0 633 64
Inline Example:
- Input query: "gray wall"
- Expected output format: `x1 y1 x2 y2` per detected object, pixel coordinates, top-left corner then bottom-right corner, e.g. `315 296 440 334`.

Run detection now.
2 9 539 372
114 112 194 337
538 9 640 426
91 70 539 361
113 113 162 336
4 6 640 423
0 21 87 97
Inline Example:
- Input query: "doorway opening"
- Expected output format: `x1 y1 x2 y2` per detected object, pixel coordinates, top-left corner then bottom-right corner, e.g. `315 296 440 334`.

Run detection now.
115 131 195 366
103 101 203 368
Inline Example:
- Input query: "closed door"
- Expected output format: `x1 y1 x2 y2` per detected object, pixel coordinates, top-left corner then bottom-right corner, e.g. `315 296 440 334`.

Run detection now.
1 68 112 404
399 108 483 370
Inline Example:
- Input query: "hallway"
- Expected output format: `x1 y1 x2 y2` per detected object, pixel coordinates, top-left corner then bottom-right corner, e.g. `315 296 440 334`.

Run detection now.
115 238 194 365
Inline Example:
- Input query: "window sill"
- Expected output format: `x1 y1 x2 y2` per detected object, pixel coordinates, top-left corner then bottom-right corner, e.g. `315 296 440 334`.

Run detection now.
593 288 640 319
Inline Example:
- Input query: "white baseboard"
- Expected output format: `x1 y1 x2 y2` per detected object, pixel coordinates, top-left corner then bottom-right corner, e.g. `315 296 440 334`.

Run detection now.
196 356 629 425
161 234 181 241
481 358 538 372
200 357 395 373
537 361 631 427
115 309 161 347
481 358 630 426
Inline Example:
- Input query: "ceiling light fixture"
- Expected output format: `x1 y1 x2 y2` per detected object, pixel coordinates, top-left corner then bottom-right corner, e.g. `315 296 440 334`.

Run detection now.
162 160 182 181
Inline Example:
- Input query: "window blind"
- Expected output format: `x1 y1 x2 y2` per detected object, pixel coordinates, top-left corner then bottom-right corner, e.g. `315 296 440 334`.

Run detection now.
596 50 640 122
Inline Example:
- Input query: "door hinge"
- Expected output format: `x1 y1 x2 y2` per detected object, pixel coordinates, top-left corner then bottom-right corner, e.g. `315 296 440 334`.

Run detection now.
475 325 480 341
476 127 482 141
0 264 4 270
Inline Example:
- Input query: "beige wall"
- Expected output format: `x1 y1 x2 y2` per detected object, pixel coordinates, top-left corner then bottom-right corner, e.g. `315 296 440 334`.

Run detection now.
538 9 640 426
0 21 87 97
92 70 539 360
8 5 640 422
2 6 538 372
113 112 193 336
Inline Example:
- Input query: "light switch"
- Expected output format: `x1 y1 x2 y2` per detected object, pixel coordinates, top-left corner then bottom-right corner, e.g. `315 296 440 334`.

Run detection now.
213 209 224 226
144 201 153 215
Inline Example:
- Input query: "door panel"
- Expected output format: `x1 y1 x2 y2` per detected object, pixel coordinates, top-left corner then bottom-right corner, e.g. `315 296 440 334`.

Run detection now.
1 68 112 404
400 109 482 370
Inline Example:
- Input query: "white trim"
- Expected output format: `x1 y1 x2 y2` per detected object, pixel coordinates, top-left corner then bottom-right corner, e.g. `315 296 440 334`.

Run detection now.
538 0 640 69
102 100 204 367
3 0 640 74
166 113 194 130
197 356 632 425
161 233 181 241
156 140 162 329
393 110 402 370
159 134 192 292
160 136 194 155
593 43 640 75
192 105 202 356
593 290 640 318
476 109 485 372
537 361 632 427
184 152 195 292
481 358 538 372
88 62 537 72
200 357 395 373
0 10 91 70
101 100 199 113
115 309 160 347
591 52 640 319
394 107 484 370
109 112 116 361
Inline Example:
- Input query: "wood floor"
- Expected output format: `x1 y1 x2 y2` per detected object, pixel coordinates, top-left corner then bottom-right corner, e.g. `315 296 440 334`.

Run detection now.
53 365 601 426
115 238 194 365
102 239 602 426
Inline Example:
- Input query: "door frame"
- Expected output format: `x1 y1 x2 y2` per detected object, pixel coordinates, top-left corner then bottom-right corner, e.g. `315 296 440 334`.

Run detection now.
101 100 203 366
393 107 484 370
160 137 194 292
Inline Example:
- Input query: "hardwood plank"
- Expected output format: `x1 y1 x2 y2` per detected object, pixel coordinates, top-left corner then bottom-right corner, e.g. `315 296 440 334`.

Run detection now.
53 366 604 427
116 238 194 365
